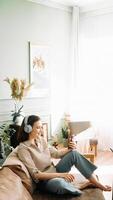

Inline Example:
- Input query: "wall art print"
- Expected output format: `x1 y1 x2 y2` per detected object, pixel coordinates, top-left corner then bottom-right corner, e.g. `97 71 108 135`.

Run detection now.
29 42 51 97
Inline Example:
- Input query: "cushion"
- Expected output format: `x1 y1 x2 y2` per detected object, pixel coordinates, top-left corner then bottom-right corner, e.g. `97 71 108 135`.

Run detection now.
0 167 33 200
2 146 36 194
33 188 105 200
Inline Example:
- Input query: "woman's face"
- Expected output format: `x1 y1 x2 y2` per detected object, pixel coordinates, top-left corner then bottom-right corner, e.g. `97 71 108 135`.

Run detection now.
29 120 43 139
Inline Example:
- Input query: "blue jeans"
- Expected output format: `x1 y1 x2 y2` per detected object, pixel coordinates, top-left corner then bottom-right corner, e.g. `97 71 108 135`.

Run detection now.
37 150 97 195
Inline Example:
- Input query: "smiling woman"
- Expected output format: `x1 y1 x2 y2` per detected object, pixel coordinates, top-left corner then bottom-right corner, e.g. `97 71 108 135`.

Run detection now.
0 115 108 200
15 115 111 195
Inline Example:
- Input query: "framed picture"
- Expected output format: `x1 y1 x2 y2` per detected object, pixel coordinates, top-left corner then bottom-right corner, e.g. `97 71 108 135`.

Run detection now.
29 42 51 97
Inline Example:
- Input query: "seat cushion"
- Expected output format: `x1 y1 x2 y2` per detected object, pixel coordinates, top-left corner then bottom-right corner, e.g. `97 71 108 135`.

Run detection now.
33 188 105 200
0 167 33 200
2 146 36 194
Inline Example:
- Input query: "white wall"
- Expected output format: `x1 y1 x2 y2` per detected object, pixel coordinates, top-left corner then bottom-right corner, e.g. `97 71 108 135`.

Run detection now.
1 1 113 148
0 0 72 134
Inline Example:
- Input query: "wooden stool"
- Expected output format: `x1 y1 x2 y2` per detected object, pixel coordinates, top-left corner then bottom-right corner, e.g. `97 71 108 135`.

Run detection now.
89 139 98 156
83 153 95 163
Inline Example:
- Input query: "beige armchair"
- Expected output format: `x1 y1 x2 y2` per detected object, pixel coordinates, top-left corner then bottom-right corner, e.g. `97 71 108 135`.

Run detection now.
68 121 98 162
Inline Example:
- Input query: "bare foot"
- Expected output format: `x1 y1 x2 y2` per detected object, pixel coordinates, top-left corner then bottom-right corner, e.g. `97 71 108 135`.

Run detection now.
89 174 111 192
80 182 111 191
78 181 95 190
100 185 111 191
93 182 111 191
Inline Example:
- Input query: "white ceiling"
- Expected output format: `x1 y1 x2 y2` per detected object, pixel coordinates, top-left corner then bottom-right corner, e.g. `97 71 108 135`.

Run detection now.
28 0 113 12
47 0 113 7
29 0 113 7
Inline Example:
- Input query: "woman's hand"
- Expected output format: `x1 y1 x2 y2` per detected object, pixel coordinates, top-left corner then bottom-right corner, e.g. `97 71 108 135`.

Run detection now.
60 173 75 182
68 141 77 150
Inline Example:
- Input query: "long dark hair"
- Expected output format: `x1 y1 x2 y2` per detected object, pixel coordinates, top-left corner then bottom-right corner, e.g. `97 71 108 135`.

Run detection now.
17 115 40 143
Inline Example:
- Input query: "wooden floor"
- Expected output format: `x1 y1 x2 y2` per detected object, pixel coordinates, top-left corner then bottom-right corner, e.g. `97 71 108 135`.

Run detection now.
95 150 113 166
94 150 113 200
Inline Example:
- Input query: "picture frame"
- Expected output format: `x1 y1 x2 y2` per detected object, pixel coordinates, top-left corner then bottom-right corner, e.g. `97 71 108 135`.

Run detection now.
28 42 51 97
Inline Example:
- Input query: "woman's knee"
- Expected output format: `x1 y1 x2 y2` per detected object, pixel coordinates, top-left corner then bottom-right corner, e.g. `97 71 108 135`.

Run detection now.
68 150 80 160
46 178 66 188
46 178 68 194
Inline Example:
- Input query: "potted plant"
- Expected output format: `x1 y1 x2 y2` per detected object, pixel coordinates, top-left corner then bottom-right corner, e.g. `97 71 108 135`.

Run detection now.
11 104 24 125
0 123 15 158
62 127 69 139
61 126 69 147
4 77 33 125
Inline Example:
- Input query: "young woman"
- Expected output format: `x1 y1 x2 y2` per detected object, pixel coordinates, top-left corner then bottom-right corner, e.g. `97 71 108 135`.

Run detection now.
17 115 111 195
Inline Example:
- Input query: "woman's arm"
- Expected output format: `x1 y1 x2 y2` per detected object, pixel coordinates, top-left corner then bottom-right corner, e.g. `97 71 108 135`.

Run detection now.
35 171 75 182
49 141 77 158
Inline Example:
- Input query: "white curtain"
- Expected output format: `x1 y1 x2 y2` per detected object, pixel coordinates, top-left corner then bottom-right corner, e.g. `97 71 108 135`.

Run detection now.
69 6 80 111
70 9 113 150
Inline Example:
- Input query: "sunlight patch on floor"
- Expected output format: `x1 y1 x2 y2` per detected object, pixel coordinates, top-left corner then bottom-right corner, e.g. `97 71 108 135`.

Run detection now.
95 165 113 175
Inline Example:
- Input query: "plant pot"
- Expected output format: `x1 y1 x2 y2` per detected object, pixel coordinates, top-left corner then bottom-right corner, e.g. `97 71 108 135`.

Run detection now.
12 103 25 126
15 114 24 126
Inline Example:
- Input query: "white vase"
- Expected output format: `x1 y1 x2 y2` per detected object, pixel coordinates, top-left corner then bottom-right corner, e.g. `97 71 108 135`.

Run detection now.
12 100 25 126
15 113 24 126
